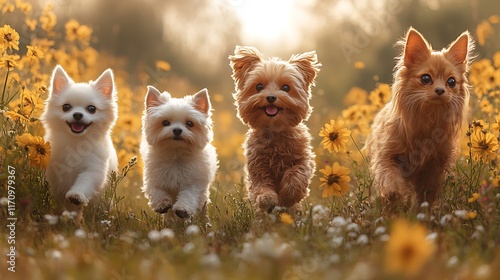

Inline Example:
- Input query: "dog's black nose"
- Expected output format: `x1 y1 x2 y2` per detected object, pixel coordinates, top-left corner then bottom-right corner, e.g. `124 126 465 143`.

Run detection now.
266 95 277 103
434 87 445 95
173 128 182 136
73 112 83 120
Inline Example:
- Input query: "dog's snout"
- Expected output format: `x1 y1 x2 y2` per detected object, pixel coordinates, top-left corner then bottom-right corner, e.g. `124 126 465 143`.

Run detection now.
173 128 182 136
73 112 83 120
266 95 277 103
434 87 445 96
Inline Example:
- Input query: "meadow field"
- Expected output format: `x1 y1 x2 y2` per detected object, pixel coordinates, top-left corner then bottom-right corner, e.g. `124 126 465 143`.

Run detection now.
1 0 500 279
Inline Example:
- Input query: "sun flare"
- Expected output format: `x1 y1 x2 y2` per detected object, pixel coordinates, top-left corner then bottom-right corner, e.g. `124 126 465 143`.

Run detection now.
232 0 297 49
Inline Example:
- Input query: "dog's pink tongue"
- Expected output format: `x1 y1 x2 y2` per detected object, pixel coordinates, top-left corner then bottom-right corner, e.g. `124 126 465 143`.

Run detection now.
71 123 85 132
266 106 278 115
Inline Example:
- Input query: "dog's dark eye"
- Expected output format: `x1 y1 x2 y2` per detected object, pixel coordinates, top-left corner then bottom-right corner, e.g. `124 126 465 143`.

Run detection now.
447 77 456 88
186 121 194 127
87 105 96 114
162 120 170 126
281 85 290 92
256 83 264 92
421 74 432 85
62 104 72 112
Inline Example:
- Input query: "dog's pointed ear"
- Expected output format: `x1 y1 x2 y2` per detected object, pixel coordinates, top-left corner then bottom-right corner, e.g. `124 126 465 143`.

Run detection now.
289 51 321 86
229 46 262 90
145 85 168 108
50 65 73 96
94 69 115 99
445 31 474 69
403 27 432 66
193 88 211 115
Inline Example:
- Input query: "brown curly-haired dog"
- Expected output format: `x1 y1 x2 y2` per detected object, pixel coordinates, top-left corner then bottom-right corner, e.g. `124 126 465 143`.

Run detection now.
366 27 474 212
229 46 321 213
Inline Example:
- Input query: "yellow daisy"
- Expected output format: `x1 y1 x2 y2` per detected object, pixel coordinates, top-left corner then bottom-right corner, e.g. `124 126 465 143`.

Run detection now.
343 87 368 106
369 83 391 108
280 213 294 225
26 45 44 62
4 110 30 123
490 116 500 132
16 133 51 169
466 211 477 220
0 24 20 51
0 54 22 70
39 3 57 32
65 20 92 43
468 193 481 203
319 120 351 153
319 162 351 197
156 60 171 72
471 119 488 131
385 220 435 276
476 20 494 46
471 130 498 161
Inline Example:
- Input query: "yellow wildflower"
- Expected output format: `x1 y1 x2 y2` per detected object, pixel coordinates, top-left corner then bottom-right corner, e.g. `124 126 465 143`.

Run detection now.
319 162 351 197
466 211 477 220
15 0 32 15
354 61 365 69
494 52 500 68
65 20 93 42
489 15 500 24
471 119 488 131
0 25 20 51
471 130 498 161
39 3 57 32
280 213 294 225
476 20 494 46
344 87 368 106
4 110 30 123
480 98 494 115
490 116 500 132
319 120 351 153
16 133 51 169
0 54 22 70
26 45 44 62
1 2 14 14
25 18 37 31
369 83 391 108
156 60 171 71
385 220 435 276
468 193 481 203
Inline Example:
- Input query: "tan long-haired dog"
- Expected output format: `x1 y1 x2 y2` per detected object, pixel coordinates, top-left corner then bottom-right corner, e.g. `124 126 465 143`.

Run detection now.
366 27 474 211
229 46 321 213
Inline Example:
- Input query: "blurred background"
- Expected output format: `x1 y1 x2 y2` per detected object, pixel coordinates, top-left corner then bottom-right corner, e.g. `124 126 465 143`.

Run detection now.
8 0 497 108
43 0 499 104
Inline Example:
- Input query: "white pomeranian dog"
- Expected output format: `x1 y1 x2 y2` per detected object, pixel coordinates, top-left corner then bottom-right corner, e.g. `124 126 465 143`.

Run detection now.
141 85 217 220
41 65 118 217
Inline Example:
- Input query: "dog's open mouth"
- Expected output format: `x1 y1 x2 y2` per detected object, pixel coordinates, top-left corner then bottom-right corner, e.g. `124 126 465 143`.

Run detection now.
67 122 91 134
263 105 280 117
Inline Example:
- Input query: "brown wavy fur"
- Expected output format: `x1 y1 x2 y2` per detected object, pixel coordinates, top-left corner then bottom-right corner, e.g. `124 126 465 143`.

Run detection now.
229 46 321 212
366 27 474 212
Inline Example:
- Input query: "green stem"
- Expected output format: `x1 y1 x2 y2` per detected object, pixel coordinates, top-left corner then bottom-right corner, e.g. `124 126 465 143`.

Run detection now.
1 69 10 108
350 134 369 168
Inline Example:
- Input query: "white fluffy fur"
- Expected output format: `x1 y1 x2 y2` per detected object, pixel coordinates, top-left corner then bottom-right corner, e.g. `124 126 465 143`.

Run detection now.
41 65 118 212
141 86 217 219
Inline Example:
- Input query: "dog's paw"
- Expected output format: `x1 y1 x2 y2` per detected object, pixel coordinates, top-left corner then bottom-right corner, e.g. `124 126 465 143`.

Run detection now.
66 192 89 206
174 209 190 219
153 200 172 214
256 192 278 213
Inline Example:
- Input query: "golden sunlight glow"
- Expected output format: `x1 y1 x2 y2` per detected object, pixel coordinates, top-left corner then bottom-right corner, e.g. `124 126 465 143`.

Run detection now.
232 0 298 50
